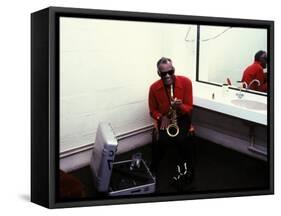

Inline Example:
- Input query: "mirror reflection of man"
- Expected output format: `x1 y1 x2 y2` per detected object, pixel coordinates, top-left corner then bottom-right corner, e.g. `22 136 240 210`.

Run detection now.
148 57 194 191
242 50 268 92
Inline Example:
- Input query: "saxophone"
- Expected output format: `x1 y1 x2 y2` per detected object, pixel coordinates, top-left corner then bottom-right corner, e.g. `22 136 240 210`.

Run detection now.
166 85 180 137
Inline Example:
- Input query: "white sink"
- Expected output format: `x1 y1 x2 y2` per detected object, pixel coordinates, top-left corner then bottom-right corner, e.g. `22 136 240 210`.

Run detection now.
231 99 267 111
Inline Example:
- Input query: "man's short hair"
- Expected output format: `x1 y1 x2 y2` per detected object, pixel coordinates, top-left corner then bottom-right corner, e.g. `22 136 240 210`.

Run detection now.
157 57 172 69
255 50 266 61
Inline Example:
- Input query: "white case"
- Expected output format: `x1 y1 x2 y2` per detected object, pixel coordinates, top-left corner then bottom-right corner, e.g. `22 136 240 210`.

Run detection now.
90 122 155 196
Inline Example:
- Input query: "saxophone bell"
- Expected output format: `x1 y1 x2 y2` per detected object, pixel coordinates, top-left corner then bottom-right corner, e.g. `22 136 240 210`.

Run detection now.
166 123 179 137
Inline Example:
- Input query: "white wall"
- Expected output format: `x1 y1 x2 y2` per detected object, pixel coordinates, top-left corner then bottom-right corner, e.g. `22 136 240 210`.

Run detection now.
199 26 267 85
60 17 197 152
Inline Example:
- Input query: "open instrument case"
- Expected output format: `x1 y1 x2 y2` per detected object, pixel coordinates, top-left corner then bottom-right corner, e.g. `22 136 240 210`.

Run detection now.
90 122 155 196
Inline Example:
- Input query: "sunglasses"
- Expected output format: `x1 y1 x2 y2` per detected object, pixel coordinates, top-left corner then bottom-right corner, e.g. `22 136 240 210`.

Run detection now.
159 70 174 77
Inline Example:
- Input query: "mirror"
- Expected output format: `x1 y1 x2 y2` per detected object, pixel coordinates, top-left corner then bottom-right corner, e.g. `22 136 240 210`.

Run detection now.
197 25 268 95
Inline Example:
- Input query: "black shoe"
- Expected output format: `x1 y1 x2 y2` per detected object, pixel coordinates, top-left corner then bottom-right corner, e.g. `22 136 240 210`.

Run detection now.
170 162 194 192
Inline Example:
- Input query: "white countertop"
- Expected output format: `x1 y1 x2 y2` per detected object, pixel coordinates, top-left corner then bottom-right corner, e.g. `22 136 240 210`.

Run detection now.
193 82 267 125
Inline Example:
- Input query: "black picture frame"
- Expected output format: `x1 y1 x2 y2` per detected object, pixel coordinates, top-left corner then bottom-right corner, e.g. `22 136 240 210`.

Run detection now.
31 6 274 208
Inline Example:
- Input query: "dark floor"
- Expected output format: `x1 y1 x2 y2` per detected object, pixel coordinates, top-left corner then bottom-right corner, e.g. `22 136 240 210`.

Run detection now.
69 136 269 199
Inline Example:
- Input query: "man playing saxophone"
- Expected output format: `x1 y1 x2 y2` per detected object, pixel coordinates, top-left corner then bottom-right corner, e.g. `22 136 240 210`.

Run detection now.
148 57 194 190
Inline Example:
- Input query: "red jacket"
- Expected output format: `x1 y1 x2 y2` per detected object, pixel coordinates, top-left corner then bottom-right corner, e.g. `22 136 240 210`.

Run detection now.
242 61 267 92
148 75 193 121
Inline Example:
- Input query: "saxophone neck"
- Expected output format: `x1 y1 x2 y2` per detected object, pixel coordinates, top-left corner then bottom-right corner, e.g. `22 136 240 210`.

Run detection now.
170 84 174 99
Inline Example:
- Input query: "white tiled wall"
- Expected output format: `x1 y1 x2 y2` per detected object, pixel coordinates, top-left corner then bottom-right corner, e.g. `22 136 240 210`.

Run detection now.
60 17 197 153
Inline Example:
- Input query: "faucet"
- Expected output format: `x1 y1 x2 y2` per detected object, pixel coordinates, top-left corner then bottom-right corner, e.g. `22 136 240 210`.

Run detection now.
248 79 261 89
236 81 248 99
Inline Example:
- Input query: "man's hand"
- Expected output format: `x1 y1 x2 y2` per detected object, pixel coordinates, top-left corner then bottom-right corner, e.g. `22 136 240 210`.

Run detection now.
171 98 183 110
160 115 171 130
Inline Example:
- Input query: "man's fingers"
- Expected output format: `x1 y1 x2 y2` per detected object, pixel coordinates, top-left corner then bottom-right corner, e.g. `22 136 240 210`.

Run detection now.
175 99 182 104
160 121 169 130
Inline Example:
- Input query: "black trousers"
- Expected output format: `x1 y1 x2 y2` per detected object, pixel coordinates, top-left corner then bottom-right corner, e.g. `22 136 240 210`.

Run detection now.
151 115 195 177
